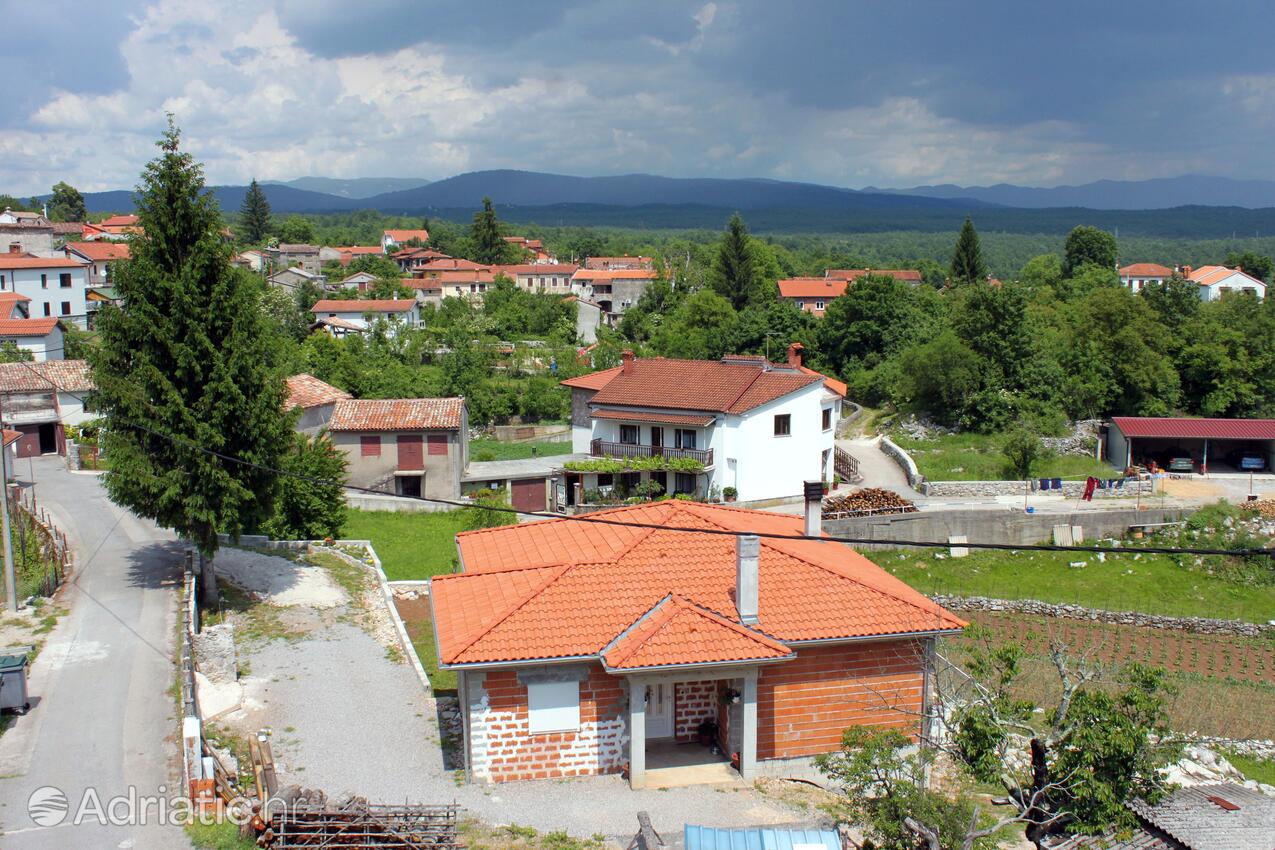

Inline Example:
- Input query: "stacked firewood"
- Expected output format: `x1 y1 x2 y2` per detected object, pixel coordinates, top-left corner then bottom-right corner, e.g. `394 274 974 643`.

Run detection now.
822 488 917 517
1243 497 1275 520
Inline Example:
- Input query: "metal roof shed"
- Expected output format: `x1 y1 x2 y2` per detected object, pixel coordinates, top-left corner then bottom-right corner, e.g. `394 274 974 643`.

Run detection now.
683 825 841 850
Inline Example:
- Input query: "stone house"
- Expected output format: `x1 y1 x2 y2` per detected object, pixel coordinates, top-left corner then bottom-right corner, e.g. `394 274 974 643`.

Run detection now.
267 244 322 273
430 499 964 788
284 374 351 435
0 208 54 256
326 397 467 499
569 268 657 317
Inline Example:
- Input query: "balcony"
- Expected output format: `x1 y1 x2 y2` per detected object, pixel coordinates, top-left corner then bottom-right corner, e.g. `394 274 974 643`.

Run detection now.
590 439 713 467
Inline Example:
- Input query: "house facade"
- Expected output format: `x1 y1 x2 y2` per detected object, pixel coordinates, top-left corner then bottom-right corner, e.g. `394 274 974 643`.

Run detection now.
267 244 321 273
284 373 351 435
309 298 420 335
583 256 653 270
0 360 95 457
778 269 921 317
503 236 554 263
326 397 467 498
64 241 129 286
0 209 54 256
430 499 964 788
0 252 92 328
1187 265 1266 301
1118 262 1172 293
561 346 842 505
269 266 327 292
382 229 430 253
493 264 578 294
570 268 657 316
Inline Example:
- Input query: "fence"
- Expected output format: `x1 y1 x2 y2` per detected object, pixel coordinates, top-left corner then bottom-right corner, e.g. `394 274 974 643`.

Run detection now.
4 488 71 599
833 446 862 484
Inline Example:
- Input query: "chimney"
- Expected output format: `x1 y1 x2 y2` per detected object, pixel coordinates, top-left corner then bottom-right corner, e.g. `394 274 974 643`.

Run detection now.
8 243 20 254
803 479 823 537
1182 265 1193 278
786 342 804 369
621 349 635 375
735 534 759 625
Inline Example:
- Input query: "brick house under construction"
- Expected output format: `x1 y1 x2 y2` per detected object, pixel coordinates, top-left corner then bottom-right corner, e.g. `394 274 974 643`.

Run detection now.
429 498 965 788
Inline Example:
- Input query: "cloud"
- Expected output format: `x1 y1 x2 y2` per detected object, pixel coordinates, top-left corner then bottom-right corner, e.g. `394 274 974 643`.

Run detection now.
2 0 1275 196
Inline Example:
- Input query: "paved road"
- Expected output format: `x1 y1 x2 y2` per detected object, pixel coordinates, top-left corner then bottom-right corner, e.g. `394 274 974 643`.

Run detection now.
0 457 189 849
836 436 922 499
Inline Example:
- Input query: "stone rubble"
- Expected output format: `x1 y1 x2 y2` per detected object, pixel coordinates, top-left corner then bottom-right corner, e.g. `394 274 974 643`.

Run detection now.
931 594 1274 636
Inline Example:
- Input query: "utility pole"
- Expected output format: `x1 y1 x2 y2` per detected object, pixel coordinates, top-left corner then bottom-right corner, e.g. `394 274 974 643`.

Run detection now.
0 411 15 611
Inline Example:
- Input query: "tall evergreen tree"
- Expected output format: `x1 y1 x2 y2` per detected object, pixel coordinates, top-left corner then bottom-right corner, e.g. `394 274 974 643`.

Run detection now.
950 217 988 285
711 213 756 311
91 119 290 605
470 196 505 264
239 178 272 244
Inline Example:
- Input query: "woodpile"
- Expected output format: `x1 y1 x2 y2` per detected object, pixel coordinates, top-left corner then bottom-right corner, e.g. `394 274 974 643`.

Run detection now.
1243 497 1275 520
822 488 917 518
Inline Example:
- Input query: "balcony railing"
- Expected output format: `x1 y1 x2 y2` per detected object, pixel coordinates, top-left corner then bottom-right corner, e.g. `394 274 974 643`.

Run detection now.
590 439 713 466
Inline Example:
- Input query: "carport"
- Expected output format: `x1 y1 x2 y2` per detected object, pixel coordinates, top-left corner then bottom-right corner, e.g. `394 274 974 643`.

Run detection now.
1104 417 1275 473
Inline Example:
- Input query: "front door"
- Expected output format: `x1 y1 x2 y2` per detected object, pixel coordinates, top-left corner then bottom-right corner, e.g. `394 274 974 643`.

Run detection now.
646 682 674 740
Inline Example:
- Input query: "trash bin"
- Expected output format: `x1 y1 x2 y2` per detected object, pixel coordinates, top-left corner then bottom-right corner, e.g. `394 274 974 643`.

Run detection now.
0 654 30 714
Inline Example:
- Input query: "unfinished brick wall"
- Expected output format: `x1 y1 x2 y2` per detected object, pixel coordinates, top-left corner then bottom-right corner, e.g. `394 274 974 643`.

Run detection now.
674 680 719 743
467 664 629 782
757 640 925 760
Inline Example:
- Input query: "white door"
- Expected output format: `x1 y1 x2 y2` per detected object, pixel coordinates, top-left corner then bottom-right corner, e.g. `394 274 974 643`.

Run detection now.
646 683 674 739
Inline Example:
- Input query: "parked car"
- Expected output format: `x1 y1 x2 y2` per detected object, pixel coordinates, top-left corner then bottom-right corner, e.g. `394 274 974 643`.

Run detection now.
1159 448 1195 472
1227 450 1268 472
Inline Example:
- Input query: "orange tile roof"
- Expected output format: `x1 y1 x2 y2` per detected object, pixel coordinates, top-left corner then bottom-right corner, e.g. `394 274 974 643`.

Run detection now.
384 229 429 242
310 299 416 313
419 258 488 271
327 398 464 431
0 360 93 393
336 246 383 256
0 317 59 337
587 357 820 414
799 365 847 398
1188 265 1264 288
64 241 130 262
0 256 85 270
583 256 654 270
602 594 794 671
434 270 496 284
777 277 849 299
560 366 623 391
825 268 922 283
491 264 578 276
572 268 658 281
590 409 715 426
1119 263 1172 277
284 374 351 410
432 501 964 667
99 214 139 228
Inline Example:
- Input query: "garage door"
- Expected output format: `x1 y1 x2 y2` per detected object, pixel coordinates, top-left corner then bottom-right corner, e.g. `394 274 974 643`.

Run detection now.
510 478 546 513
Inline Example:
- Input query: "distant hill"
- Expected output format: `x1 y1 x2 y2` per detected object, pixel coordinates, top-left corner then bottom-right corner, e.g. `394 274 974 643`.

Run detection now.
75 183 358 214
872 175 1275 210
263 176 431 199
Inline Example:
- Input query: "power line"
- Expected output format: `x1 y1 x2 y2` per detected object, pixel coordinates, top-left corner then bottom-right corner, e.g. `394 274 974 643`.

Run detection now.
14 358 1275 559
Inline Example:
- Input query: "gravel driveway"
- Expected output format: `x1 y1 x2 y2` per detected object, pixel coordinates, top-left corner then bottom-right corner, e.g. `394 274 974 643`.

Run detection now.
215 548 818 846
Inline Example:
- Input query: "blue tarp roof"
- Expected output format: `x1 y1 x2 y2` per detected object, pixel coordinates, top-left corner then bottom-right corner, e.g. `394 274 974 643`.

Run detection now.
683 825 841 850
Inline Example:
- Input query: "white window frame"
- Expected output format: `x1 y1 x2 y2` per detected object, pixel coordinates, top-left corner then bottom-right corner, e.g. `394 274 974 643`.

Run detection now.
815 300 824 310
527 680 580 734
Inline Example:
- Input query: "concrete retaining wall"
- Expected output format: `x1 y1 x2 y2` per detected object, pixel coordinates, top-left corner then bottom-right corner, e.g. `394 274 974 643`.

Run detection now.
824 506 1190 550
344 490 462 513
921 479 1145 499
880 436 923 488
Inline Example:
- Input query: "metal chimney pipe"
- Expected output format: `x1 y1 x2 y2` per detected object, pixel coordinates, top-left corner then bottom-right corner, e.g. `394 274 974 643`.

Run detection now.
735 534 760 625
804 479 823 537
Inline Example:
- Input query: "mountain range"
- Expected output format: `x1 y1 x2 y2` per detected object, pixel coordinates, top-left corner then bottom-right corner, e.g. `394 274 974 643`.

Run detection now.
262 176 430 199
866 175 1275 210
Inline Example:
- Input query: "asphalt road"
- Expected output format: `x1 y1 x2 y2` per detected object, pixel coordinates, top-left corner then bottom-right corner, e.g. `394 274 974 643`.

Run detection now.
0 457 190 849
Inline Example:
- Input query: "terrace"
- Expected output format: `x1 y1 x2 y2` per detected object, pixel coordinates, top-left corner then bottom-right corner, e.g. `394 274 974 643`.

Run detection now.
590 438 713 467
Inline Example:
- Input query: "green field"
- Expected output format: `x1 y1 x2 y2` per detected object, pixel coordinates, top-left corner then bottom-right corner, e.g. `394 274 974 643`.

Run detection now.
469 437 573 462
869 547 1275 623
1224 750 1275 785
343 509 470 580
893 431 1117 481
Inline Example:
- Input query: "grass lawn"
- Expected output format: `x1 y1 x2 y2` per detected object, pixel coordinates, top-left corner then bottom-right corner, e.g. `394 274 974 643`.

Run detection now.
893 430 1116 481
185 822 256 850
1224 750 1275 785
869 547 1275 622
343 509 470 580
395 596 456 693
469 437 573 462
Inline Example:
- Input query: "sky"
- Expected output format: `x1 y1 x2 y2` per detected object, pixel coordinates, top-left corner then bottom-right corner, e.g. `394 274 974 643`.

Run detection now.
3 0 1275 196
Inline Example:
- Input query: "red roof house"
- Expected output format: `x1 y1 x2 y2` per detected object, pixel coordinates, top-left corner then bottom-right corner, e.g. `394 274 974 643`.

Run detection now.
432 500 963 786
322 397 467 499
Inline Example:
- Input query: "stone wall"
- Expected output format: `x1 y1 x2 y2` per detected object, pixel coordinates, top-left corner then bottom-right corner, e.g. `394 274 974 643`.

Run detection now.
880 436 923 488
674 681 718 743
933 595 1274 637
921 479 1143 498
824 506 1190 550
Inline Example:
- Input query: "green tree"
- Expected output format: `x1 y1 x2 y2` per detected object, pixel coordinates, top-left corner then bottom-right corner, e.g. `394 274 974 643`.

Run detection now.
953 281 1032 388
1224 250 1274 282
710 213 757 310
1018 253 1063 292
238 178 272 244
470 196 506 264
90 118 290 605
465 489 516 530
949 217 987 285
277 214 315 245
0 341 34 363
1063 225 1118 276
818 275 945 375
47 181 86 222
651 289 736 360
263 431 347 539
1001 426 1048 479
1139 272 1200 330
893 330 984 426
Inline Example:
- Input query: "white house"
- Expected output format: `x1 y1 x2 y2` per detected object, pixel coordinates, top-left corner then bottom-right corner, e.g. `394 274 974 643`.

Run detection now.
309 298 421 337
560 345 843 505
492 263 578 294
0 251 92 328
1118 262 1173 293
382 229 430 253
63 241 129 286
1187 265 1266 301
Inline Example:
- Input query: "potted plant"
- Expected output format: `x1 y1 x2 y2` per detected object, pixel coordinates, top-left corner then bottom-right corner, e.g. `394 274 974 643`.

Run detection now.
723 486 738 503
822 479 831 495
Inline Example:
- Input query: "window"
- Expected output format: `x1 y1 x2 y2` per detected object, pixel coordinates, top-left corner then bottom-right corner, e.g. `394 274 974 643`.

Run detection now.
596 473 614 487
649 427 663 448
527 680 579 734
674 472 696 495
43 303 51 317
426 434 448 456
41 274 48 289
822 408 832 431
774 414 791 436
60 301 71 316
674 429 696 449
0 274 5 288
59 273 72 288
815 301 824 311
619 424 639 445
360 435 381 457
